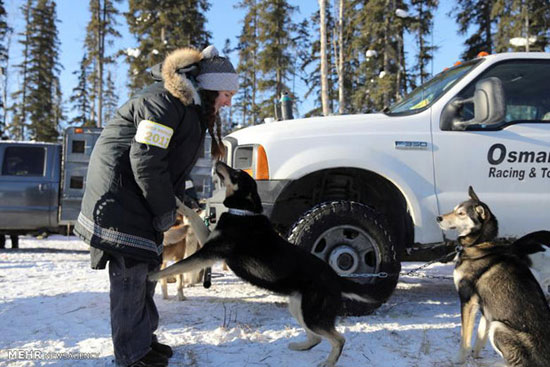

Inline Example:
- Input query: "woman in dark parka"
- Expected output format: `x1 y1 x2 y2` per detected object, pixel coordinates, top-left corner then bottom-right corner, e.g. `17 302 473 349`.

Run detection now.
74 45 238 367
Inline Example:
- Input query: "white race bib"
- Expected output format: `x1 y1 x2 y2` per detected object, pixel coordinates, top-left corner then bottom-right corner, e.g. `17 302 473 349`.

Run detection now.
135 120 173 149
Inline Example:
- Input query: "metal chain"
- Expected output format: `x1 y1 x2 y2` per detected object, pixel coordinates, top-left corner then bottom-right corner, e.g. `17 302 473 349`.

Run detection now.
210 249 456 281
400 249 458 280
343 272 389 279
401 271 454 280
341 247 459 280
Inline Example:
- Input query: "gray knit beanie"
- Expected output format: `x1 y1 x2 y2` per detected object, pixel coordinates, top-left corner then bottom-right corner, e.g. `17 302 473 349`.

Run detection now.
197 45 239 91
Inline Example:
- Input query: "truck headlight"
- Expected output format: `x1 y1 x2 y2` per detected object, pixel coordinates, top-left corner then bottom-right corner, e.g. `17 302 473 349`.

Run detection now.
233 144 269 180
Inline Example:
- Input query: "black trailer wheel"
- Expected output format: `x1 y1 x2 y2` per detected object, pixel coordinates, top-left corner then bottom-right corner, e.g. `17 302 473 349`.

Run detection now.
288 201 401 315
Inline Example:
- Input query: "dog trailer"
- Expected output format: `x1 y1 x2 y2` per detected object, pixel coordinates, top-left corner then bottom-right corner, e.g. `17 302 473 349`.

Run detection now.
59 127 102 226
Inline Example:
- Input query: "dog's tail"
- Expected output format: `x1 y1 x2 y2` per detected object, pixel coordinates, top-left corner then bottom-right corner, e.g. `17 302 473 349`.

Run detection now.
517 230 550 247
338 277 386 304
511 230 550 256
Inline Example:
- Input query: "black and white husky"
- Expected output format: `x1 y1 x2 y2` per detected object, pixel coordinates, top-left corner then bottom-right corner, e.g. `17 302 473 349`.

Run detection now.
149 161 385 367
437 186 550 366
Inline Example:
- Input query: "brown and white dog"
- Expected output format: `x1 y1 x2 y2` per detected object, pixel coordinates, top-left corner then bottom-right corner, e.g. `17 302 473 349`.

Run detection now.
161 213 204 301
437 187 550 366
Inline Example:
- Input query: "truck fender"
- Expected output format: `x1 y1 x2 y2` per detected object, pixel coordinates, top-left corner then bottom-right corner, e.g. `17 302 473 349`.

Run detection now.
272 146 442 244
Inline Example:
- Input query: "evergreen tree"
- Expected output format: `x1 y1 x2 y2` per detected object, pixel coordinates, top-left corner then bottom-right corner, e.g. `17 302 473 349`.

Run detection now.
69 54 93 126
256 0 299 120
327 0 361 114
492 0 515 52
347 0 435 112
219 102 234 135
493 0 550 52
299 5 337 116
452 0 495 60
125 0 211 92
234 0 261 126
528 0 550 51
0 0 12 138
350 0 399 111
26 0 62 142
85 0 121 127
9 0 34 140
52 77 65 133
409 0 438 85
103 70 119 122
301 0 404 115
295 15 320 117
0 0 7 73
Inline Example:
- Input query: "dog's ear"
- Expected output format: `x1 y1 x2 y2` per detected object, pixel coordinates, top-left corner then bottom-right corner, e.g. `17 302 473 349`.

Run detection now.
468 186 480 202
475 204 489 221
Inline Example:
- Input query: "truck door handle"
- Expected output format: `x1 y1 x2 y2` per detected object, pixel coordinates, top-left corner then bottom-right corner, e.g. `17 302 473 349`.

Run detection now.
39 183 48 191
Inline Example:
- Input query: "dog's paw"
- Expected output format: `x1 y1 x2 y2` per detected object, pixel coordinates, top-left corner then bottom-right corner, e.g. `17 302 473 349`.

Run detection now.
472 349 482 359
288 342 305 351
317 361 336 367
453 353 467 365
288 337 321 351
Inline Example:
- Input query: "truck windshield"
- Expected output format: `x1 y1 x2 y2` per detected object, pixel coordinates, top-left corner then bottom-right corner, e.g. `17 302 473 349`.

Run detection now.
387 59 482 114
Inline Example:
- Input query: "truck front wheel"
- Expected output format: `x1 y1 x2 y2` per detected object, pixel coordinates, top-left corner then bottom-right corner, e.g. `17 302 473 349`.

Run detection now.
287 201 401 315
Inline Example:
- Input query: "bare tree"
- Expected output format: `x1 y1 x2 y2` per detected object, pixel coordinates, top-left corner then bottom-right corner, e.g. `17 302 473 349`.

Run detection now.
85 0 120 128
336 0 344 114
1 28 12 136
318 0 331 116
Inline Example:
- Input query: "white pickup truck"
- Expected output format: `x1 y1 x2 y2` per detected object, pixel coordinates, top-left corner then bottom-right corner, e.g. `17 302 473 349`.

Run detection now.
207 52 550 314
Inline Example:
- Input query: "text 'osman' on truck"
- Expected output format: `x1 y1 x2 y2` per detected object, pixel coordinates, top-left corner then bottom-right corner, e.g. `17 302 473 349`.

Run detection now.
206 52 550 315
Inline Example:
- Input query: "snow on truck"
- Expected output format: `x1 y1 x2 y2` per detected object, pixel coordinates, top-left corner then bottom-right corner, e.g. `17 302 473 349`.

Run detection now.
207 52 550 314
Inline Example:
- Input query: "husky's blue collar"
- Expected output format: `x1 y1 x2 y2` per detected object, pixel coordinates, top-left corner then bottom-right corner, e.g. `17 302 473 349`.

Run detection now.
228 208 261 216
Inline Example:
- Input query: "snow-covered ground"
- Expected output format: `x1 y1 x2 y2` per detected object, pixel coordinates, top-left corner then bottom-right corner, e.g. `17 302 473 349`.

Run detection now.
0 236 507 367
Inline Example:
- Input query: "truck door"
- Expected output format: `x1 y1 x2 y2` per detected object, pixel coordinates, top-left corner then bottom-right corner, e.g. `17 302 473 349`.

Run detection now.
432 59 550 238
0 144 59 230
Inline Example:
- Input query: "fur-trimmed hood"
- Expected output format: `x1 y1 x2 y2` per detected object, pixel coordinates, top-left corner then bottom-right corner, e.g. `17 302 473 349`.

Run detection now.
161 47 202 106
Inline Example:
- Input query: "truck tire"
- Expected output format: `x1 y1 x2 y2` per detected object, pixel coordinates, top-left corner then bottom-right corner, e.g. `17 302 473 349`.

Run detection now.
288 201 401 316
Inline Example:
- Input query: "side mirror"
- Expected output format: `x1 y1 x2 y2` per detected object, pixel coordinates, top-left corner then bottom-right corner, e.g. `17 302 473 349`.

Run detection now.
441 77 506 131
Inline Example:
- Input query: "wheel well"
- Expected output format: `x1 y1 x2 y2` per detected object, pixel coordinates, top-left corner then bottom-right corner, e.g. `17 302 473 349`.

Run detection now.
271 168 413 256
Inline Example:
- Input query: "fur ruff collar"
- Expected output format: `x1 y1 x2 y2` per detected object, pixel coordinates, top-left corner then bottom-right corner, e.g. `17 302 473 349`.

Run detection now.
162 47 202 106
